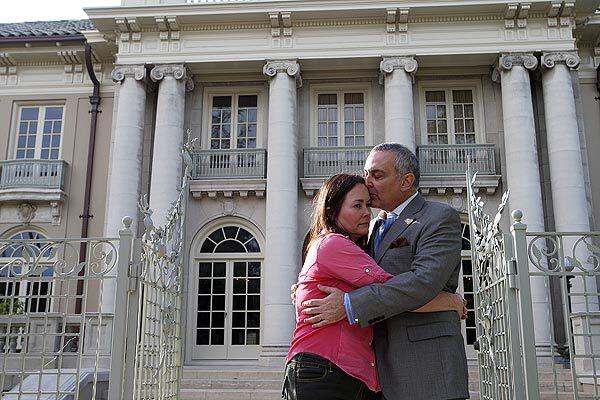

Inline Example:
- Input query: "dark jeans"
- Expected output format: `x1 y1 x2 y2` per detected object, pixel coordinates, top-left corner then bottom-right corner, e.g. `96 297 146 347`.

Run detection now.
282 352 381 400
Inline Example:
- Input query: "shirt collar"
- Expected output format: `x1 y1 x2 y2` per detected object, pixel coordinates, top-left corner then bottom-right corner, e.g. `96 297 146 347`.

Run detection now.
389 191 419 217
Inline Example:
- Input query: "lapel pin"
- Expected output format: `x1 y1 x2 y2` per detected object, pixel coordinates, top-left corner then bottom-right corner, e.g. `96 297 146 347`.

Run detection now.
404 218 414 225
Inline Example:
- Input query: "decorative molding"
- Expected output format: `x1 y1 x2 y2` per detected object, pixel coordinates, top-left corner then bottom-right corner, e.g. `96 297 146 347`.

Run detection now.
499 53 538 71
0 53 15 66
189 179 266 199
547 1 573 40
541 52 580 70
58 51 84 84
155 16 181 52
385 8 409 45
504 3 530 41
115 17 141 53
17 203 37 225
263 60 301 86
50 202 61 225
379 56 418 84
111 65 146 83
269 11 293 48
150 64 188 82
0 65 17 86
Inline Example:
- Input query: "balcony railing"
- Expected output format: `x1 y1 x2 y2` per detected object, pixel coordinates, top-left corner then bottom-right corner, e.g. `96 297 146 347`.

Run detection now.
0 159 67 190
303 147 371 178
418 144 496 176
190 148 267 179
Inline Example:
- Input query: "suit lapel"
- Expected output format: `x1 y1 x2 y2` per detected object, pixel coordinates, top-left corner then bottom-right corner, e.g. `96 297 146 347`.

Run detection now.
375 194 427 263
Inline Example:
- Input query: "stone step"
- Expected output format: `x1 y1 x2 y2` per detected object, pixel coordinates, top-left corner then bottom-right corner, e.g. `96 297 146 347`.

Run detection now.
180 378 282 390
179 388 282 400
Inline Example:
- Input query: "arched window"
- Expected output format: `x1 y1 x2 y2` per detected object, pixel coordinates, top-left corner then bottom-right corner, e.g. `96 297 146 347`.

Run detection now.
1 231 51 258
1 231 53 313
200 226 261 253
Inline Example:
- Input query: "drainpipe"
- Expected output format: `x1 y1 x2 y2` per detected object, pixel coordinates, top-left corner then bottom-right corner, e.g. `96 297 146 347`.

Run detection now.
76 43 101 314
596 65 600 100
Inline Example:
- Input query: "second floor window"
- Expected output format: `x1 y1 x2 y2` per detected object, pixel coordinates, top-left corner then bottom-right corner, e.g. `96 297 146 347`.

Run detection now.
210 95 257 150
15 105 64 160
317 92 365 147
425 90 476 145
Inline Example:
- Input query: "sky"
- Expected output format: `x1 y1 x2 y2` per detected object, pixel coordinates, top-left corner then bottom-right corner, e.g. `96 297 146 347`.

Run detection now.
1 0 121 23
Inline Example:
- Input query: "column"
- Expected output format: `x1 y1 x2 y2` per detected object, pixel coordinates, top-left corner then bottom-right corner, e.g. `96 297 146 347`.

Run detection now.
379 56 418 151
260 60 301 364
149 64 192 226
103 65 147 313
541 52 597 312
496 53 552 350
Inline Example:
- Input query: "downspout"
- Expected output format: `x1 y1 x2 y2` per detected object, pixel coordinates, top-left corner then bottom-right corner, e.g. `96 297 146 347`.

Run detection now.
596 64 600 100
76 43 101 314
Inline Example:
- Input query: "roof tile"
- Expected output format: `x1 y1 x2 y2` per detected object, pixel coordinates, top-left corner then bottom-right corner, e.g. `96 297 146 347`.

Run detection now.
0 20 94 38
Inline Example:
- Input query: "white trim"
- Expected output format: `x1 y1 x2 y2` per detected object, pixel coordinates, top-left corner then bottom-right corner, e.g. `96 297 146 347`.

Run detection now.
201 86 267 150
309 82 373 147
417 79 486 145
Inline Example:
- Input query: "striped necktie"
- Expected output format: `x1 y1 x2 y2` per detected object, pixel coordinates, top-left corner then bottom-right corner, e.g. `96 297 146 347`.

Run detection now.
374 212 398 254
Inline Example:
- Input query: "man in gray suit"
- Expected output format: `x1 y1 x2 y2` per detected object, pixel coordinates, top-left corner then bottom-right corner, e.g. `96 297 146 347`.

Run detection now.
301 143 469 399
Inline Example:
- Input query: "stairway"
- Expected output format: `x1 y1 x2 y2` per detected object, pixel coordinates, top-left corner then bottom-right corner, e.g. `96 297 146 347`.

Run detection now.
179 363 581 400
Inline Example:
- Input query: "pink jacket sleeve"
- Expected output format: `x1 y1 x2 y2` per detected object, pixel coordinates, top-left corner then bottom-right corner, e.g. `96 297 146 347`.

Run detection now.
316 234 393 287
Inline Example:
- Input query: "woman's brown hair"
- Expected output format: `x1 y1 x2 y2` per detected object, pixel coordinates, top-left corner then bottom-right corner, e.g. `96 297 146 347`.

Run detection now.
302 173 368 261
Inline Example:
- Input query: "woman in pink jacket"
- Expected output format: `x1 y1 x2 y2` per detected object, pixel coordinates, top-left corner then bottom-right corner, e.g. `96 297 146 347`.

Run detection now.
282 173 465 400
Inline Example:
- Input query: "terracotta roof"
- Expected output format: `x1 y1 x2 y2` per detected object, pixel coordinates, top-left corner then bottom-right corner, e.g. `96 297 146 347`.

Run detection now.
0 20 93 39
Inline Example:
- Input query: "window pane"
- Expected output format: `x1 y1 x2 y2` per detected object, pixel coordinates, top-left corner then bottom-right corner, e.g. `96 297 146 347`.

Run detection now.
427 121 437 134
21 107 39 121
453 90 473 103
425 105 436 119
453 105 463 118
465 119 475 133
425 91 445 102
437 120 447 133
344 93 363 105
238 95 257 108
454 119 464 133
45 107 63 120
248 109 257 123
318 94 337 105
464 105 474 118
213 96 232 108
237 109 247 123
436 106 446 119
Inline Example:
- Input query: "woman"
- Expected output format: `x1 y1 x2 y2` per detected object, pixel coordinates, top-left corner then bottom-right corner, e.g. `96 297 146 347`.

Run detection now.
282 173 466 400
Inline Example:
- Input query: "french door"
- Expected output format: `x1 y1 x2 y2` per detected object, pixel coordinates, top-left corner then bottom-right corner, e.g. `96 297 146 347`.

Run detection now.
192 260 261 360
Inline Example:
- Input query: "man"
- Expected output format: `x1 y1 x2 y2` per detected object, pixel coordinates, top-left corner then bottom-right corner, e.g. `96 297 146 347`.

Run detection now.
301 143 469 399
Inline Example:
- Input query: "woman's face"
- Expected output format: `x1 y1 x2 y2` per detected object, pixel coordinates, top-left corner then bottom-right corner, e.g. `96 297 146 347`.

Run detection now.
335 183 372 240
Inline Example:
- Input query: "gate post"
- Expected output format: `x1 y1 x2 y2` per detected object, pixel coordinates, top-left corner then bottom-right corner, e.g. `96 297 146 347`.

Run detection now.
108 216 134 399
511 210 540 400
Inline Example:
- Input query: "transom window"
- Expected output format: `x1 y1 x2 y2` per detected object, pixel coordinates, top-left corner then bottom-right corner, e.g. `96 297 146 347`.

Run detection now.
316 92 366 147
210 95 258 150
425 90 476 145
200 226 261 253
15 105 64 159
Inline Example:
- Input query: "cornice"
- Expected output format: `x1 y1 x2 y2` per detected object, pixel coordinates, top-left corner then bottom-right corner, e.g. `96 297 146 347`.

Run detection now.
541 51 580 69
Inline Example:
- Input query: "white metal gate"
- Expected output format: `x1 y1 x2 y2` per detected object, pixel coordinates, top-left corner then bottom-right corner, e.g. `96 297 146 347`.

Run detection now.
468 165 600 399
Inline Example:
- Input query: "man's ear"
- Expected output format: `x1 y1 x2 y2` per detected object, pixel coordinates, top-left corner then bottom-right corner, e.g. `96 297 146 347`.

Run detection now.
400 173 416 190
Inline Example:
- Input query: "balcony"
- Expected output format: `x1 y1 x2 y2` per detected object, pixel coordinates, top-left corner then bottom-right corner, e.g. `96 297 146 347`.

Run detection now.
189 149 267 198
418 144 500 195
301 147 371 195
0 159 68 202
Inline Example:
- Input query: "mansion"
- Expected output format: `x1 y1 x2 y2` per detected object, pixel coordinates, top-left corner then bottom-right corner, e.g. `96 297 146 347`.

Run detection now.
1 0 600 397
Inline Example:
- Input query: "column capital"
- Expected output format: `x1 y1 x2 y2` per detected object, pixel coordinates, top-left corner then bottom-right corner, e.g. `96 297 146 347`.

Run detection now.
379 56 418 75
263 60 301 86
111 65 146 83
541 52 580 70
499 53 538 72
150 64 189 82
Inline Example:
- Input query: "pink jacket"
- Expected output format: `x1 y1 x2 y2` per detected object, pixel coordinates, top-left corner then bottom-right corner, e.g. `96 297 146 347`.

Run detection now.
286 233 393 392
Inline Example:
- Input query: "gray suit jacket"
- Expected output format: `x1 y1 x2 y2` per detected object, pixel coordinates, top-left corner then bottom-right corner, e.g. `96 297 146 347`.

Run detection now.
348 194 469 400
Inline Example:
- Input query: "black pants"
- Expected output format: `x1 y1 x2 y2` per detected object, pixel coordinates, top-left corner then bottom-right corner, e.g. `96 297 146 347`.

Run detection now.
282 352 381 400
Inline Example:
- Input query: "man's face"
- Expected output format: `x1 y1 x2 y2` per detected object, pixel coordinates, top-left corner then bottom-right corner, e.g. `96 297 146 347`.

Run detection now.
364 151 413 212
